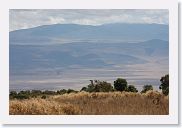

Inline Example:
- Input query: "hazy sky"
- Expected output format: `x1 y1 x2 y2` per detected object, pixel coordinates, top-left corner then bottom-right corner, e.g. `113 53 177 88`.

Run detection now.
10 9 168 31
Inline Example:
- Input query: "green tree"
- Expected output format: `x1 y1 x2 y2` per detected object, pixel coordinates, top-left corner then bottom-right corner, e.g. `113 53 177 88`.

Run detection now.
87 84 95 92
80 87 87 92
141 85 153 93
127 85 138 92
95 81 113 92
114 78 127 91
82 80 113 92
159 74 169 95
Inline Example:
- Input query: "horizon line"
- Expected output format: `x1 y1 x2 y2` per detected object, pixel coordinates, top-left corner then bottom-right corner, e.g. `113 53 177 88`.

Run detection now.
10 22 169 32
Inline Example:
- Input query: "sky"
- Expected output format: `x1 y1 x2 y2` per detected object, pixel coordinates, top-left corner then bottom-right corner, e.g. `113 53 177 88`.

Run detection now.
9 9 168 31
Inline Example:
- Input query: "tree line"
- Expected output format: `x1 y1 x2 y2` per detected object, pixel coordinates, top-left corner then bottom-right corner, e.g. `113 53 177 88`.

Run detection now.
10 74 169 100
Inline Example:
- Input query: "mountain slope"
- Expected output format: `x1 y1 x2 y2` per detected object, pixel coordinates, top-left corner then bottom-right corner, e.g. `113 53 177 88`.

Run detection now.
10 23 169 45
10 39 168 74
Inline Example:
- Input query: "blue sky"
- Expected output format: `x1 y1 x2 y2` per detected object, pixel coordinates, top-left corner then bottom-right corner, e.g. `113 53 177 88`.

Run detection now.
10 9 168 31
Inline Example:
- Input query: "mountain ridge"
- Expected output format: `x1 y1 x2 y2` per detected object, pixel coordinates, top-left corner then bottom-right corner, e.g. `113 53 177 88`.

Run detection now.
10 23 169 45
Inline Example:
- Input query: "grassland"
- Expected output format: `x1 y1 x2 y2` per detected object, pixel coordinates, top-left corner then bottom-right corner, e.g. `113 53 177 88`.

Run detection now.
9 91 169 115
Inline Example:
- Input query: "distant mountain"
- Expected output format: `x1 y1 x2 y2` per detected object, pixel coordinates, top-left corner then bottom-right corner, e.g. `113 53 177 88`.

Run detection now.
9 23 169 75
10 23 169 45
10 39 168 74
9 23 169 91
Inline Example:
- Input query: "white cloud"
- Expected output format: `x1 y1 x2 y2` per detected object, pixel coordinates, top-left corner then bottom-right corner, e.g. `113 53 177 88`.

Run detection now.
9 9 168 31
49 17 65 24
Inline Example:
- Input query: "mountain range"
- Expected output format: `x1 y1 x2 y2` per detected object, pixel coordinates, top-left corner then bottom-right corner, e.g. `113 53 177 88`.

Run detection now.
10 23 168 73
10 23 168 44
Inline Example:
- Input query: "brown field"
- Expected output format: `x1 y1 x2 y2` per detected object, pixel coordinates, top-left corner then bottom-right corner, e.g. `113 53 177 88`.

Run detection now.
9 91 169 115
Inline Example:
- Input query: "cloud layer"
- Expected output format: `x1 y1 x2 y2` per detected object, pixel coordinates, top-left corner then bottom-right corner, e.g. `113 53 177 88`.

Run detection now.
10 9 168 31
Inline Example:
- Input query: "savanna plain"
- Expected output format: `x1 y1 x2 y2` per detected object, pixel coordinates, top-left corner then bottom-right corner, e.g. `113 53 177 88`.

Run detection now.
10 85 169 115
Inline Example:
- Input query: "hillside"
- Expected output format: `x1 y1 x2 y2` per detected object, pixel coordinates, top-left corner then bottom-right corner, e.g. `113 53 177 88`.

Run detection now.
10 39 168 71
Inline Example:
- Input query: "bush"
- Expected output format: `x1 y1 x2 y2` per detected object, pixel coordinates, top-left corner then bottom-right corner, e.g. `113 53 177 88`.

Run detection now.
31 90 42 95
41 95 47 99
19 90 31 95
43 90 56 95
57 89 67 95
10 91 17 96
14 94 30 100
31 94 37 98
114 78 127 91
159 74 169 96
67 89 77 94
127 85 138 92
141 85 153 93
10 91 18 99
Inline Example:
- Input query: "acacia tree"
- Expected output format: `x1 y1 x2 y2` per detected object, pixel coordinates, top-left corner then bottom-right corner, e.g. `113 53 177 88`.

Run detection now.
141 85 153 93
114 78 127 91
159 74 169 95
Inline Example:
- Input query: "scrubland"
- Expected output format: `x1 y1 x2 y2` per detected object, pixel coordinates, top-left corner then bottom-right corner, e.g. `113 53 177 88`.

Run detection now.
9 91 169 115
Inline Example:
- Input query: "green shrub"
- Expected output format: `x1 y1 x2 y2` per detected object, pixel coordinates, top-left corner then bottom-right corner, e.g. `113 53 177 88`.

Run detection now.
10 91 18 99
31 90 42 95
67 89 77 94
114 78 127 92
127 85 138 92
14 94 29 100
41 95 47 99
31 94 37 98
57 89 67 95
141 85 153 93
43 90 56 95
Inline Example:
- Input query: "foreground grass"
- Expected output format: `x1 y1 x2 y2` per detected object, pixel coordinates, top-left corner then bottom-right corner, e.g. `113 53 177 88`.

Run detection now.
9 91 169 115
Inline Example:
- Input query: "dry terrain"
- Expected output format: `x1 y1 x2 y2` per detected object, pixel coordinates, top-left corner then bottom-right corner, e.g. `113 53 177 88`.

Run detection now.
9 91 169 115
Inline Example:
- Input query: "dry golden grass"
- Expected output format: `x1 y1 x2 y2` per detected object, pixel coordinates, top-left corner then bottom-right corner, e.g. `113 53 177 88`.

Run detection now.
9 91 169 115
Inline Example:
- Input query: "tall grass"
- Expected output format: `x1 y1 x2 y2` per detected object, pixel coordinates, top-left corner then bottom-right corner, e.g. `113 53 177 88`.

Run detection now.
9 91 169 115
